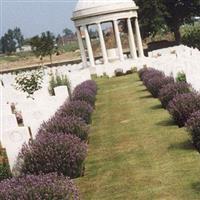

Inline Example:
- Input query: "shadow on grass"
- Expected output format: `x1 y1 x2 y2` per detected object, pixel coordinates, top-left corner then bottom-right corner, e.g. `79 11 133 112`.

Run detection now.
191 182 200 193
139 88 148 92
168 140 195 151
156 118 176 127
150 104 163 110
139 94 152 99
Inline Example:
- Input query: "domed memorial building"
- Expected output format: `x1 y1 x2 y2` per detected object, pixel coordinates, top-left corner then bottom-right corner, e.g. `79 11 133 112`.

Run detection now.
71 0 144 75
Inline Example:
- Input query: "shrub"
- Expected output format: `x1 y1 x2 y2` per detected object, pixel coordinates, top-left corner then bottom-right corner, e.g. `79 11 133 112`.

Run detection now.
72 81 97 107
138 67 148 80
77 80 97 96
158 82 191 108
115 68 124 76
0 148 12 181
14 70 43 98
0 165 11 182
142 69 165 86
146 76 174 98
56 100 93 124
38 115 89 141
167 93 200 127
48 73 71 96
181 23 200 50
126 69 134 75
0 173 79 199
176 71 187 83
186 111 200 151
72 87 96 107
17 134 87 178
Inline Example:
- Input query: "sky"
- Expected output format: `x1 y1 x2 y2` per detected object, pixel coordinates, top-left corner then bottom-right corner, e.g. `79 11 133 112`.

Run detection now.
1 0 78 38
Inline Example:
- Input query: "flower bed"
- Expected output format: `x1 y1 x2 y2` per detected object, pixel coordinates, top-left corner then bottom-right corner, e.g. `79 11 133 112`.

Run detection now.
0 173 79 199
158 82 191 108
1 80 98 196
17 134 87 178
167 93 200 127
38 115 89 141
138 67 200 154
186 111 200 151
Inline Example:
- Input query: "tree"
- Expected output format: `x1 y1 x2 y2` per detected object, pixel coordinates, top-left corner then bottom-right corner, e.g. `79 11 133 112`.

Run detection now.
56 34 64 46
13 27 24 49
30 35 44 62
41 31 55 64
1 29 16 54
30 31 55 65
63 28 74 36
161 0 200 44
135 0 165 38
135 0 200 43
0 27 24 54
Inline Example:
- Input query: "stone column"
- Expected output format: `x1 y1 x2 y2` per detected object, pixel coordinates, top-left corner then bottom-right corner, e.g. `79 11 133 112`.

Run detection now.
127 18 137 59
134 18 144 57
76 27 87 67
83 25 95 67
113 20 124 61
97 23 108 64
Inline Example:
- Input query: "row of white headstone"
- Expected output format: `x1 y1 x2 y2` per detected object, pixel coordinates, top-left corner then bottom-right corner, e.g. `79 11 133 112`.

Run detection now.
135 45 200 92
94 54 133 77
93 45 200 84
0 64 91 170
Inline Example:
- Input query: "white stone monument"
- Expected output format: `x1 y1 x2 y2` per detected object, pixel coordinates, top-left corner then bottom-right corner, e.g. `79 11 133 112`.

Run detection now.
71 0 144 75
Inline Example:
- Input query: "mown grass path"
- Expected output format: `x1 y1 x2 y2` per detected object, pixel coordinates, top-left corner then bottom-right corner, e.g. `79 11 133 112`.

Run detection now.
76 73 200 200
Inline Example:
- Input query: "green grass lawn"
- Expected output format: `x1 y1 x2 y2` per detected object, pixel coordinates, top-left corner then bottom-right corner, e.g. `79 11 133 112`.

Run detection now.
76 73 200 200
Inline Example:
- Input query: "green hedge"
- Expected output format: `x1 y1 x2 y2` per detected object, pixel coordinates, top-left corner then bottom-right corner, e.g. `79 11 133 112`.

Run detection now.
181 23 200 50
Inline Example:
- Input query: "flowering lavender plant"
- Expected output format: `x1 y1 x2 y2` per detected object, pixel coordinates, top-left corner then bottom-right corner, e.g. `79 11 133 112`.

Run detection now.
140 68 164 84
138 67 148 80
72 81 97 107
56 100 93 124
186 111 200 151
0 173 79 199
158 82 191 108
146 76 174 98
17 134 87 178
72 87 96 107
38 115 89 141
143 71 165 87
76 80 97 95
167 93 200 127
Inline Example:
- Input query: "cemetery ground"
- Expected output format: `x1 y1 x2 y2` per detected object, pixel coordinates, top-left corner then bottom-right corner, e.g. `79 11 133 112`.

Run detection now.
76 73 200 200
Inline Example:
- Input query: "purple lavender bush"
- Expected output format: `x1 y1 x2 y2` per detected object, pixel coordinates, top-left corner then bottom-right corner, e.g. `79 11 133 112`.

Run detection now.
38 115 89 141
146 76 174 98
0 173 79 200
17 134 87 178
72 87 96 107
186 111 200 151
167 93 200 127
158 82 191 108
76 80 97 95
138 67 148 80
56 100 93 124
142 69 164 85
